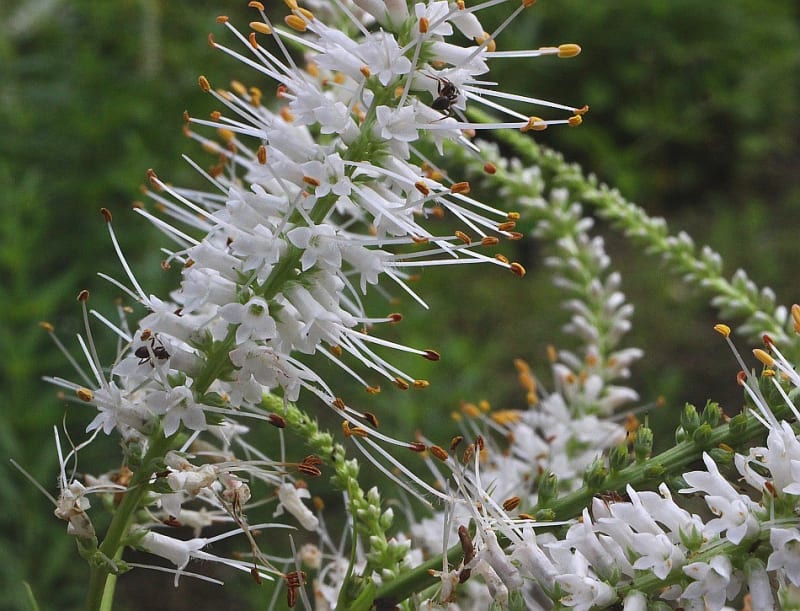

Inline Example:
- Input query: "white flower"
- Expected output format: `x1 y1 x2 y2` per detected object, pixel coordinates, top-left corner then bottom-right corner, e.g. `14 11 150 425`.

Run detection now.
767 527 800 587
219 296 277 344
275 482 319 531
149 385 206 436
682 555 737 611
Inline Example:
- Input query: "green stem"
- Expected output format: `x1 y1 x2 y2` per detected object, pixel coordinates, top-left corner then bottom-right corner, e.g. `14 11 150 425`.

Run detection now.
85 431 178 611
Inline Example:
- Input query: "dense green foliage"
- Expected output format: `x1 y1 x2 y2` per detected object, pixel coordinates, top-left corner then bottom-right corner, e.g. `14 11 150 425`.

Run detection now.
1 1 797 608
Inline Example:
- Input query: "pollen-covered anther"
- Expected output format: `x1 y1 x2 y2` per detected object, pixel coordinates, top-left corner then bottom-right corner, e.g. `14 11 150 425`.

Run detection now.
568 115 583 127
77 289 90 303
455 230 472 245
497 221 516 232
481 236 499 246
248 32 259 49
474 32 496 53
429 445 449 462
285 14 308 32
360 66 371 78
557 43 581 58
432 206 445 219
388 313 403 323
461 402 480 418
408 442 427 453
329 344 342 357
365 385 381 395
411 235 430 244
792 304 800 333
450 181 470 195
575 105 590 115
100 207 112 223
495 254 509 264
509 262 526 277
248 1 265 9
393 378 410 390
302 175 321 187
507 232 524 240
280 107 295 122
362 412 379 428
215 15 229 24
342 421 369 438
419 16 429 33
207 33 216 48
39 321 55 333
753 348 775 367
483 162 497 174
268 413 287 428
713 323 731 338
250 21 272 35
502 496 521 512
423 349 440 361
76 387 94 402
406 380 426 390
522 116 547 132
257 144 267 164
198 75 211 92
415 181 430 195
462 443 475 464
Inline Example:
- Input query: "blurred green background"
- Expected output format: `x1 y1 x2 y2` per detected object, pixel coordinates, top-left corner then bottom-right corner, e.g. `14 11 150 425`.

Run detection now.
1 0 798 608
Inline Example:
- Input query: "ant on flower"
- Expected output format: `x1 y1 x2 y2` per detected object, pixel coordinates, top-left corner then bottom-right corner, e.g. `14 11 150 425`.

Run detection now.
425 73 460 117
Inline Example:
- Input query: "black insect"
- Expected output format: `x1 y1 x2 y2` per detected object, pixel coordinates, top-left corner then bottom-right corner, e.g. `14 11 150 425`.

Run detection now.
427 73 460 116
135 337 170 365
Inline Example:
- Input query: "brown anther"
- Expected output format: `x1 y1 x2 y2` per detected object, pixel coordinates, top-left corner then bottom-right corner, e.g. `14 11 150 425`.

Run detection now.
522 0 536 7
268 413 286 428
408 442 427 453
331 397 346 410
765 480 777 497
568 115 583 127
509 262 526 277
360 66 371 78
502 496 521 512
497 220 516 232
522 116 547 132
215 15 229 24
285 14 308 31
450 435 463 451
394 378 410 390
184 258 195 268
458 525 475 564
329 345 342 357
302 175 321 187
736 370 747 386
313 496 325 511
250 21 272 35
507 231 524 240
248 32 259 49
362 412 379 428
140 329 153 341
182 110 191 124
257 144 267 165
411 235 430 244
418 16 429 33
297 462 322 478
423 349 440 361
250 566 263 585
518 513 535 521
480 236 500 247
494 254 509 264
100 207 112 223
459 568 472 583
455 230 472 245
429 445 449 462
450 181 470 194
415 180 430 195
39 321 55 333
575 105 589 115
431 206 445 219
762 333 774 347
388 312 403 323
365 385 381 395
462 443 475 464
248 1 265 9
276 84 288 98
207 33 216 48
475 435 485 451
483 162 497 174
413 379 430 389
77 289 90 303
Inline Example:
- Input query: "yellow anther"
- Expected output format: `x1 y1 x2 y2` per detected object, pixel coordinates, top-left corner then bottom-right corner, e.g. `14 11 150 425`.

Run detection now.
297 7 314 21
39 321 55 333
481 236 499 246
285 14 307 31
753 348 775 367
284 0 298 9
76 388 94 402
360 66 371 78
494 253 509 264
792 304 800 333
393 378 410 390
522 117 547 132
365 385 381 395
419 17 429 33
413 379 430 389
231 80 247 96
217 128 235 143
250 21 272 35
713 324 731 338
198 75 211 92
248 32 259 49
455 230 472 245
568 115 583 127
557 43 581 58
474 32 496 53
507 211 520 220
450 181 470 194
248 1 265 9
280 107 295 122
461 402 481 418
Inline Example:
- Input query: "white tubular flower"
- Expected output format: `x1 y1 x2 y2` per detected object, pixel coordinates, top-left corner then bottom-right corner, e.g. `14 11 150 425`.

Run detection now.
275 482 319 531
681 555 738 611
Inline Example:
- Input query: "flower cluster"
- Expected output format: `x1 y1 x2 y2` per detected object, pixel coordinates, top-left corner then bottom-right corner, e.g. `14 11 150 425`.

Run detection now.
37 0 588 607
